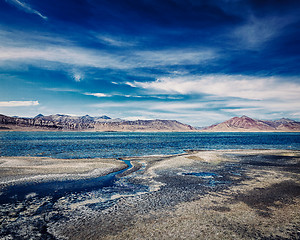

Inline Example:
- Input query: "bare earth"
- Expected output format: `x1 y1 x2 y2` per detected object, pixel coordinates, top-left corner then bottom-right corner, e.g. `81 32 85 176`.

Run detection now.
1 150 300 239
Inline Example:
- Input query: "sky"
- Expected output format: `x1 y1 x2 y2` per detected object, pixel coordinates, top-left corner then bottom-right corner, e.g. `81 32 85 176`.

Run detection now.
0 0 300 126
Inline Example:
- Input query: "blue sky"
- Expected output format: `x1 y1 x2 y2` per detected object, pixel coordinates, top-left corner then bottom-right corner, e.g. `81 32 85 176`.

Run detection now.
0 0 300 126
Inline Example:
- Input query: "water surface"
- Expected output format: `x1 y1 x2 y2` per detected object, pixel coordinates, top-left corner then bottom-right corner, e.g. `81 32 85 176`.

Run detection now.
1 132 300 158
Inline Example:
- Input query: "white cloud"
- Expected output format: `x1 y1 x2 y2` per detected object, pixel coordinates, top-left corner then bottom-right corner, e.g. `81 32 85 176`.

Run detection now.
84 93 111 97
131 75 300 101
6 0 47 20
73 73 83 82
125 81 136 87
125 74 300 124
0 101 39 107
148 95 183 100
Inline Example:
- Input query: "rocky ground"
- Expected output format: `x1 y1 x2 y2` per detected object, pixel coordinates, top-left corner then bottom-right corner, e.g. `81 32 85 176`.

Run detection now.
1 150 300 239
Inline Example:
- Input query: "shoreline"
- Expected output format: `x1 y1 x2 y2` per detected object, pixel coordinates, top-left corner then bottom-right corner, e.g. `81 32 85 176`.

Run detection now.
1 149 299 188
1 128 300 132
0 126 198 132
1 149 300 239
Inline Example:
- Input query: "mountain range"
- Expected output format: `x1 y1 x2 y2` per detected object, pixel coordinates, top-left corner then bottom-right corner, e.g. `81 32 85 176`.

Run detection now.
1 114 300 132
0 114 195 132
203 115 300 132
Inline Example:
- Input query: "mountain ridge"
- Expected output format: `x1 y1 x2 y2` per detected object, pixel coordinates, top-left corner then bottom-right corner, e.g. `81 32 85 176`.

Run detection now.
1 114 300 132
203 115 300 132
0 114 195 132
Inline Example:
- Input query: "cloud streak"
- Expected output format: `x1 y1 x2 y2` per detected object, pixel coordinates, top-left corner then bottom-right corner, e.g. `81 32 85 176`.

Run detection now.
0 43 217 70
0 101 39 107
6 0 47 20
43 88 80 92
84 93 111 97
94 34 135 47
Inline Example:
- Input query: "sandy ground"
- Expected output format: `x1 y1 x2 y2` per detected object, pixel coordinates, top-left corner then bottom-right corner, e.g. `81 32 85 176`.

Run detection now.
0 156 127 188
1 150 300 239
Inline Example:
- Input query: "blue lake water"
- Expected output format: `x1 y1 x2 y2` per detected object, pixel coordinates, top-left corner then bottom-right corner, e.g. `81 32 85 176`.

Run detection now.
1 132 300 159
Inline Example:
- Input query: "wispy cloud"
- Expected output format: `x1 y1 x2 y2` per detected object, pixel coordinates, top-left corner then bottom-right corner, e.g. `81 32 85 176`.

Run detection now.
6 0 47 20
0 45 120 69
43 88 80 92
0 42 217 70
130 75 300 101
0 100 39 107
233 15 296 49
83 92 158 99
45 89 113 98
134 49 217 66
0 29 73 48
43 89 146 99
94 35 135 47
84 92 111 97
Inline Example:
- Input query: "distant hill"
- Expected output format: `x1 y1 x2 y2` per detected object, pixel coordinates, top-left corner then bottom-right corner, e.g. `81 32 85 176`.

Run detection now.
0 114 195 132
203 115 300 132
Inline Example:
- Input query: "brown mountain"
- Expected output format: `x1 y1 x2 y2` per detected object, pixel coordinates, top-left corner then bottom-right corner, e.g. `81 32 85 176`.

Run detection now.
203 115 300 132
0 114 195 132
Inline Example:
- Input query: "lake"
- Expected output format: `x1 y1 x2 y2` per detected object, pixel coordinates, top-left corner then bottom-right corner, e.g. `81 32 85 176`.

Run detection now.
1 131 300 158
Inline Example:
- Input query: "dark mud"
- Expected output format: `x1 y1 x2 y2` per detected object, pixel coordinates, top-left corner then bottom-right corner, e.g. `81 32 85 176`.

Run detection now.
230 154 300 171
